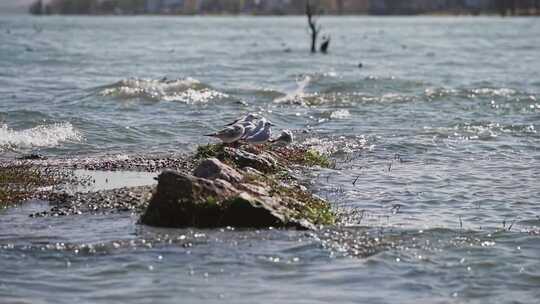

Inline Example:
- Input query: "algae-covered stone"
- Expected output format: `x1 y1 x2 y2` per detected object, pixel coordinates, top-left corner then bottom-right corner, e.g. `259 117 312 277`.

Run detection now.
222 148 277 173
219 193 313 229
141 169 313 229
141 147 335 230
140 170 238 227
193 158 243 183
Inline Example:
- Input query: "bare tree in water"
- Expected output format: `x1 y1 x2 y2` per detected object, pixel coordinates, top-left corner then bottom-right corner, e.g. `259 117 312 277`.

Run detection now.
306 0 321 53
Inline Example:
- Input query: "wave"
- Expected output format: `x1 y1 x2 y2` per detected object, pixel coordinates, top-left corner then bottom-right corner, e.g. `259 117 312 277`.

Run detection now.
0 123 82 150
273 88 538 108
302 135 374 156
271 73 538 107
273 75 312 105
329 109 351 120
98 77 229 103
423 122 537 141
423 87 528 99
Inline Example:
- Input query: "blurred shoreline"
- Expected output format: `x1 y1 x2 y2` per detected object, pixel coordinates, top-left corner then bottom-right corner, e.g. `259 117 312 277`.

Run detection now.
26 0 540 17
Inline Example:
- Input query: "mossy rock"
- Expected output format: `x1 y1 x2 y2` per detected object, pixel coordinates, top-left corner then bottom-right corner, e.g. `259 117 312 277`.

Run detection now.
141 170 313 229
142 144 336 229
243 172 335 226
194 144 226 160
195 143 332 169
272 147 332 168
195 144 278 173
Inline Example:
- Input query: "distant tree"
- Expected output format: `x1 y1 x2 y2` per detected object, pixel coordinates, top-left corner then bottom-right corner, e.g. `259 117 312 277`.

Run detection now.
43 4 50 14
337 0 344 14
29 0 43 15
78 0 98 14
306 1 331 54
509 0 516 15
99 0 118 14
306 0 321 53
496 0 507 15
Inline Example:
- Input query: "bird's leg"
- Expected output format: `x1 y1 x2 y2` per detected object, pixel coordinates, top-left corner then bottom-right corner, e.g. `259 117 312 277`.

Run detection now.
253 144 267 154
230 141 243 149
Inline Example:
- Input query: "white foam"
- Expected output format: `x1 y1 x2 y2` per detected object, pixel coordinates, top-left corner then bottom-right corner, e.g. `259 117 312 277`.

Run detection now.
161 88 229 103
0 122 82 149
303 135 370 155
99 77 226 103
330 109 351 119
273 76 311 105
471 88 516 97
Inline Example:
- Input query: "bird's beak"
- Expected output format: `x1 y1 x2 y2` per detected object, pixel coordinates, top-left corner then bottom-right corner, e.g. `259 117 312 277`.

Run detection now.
268 122 275 126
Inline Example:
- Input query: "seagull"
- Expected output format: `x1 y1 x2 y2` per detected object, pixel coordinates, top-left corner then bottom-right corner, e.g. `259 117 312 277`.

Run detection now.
241 121 257 139
241 117 266 139
204 124 245 144
245 120 274 145
224 113 260 127
270 129 294 145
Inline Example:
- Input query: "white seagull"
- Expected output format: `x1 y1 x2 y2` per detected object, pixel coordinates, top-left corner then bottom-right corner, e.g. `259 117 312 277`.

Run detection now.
204 124 245 144
270 129 294 145
224 113 260 127
241 117 267 139
245 120 274 145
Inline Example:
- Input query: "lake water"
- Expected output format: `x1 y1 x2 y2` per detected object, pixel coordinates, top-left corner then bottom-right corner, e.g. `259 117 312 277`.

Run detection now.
1 15 540 303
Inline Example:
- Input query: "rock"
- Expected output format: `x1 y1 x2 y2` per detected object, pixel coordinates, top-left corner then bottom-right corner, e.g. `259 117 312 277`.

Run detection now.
139 147 336 230
193 158 242 183
17 153 47 160
223 148 277 173
140 169 312 229
219 192 314 230
242 166 264 176
140 170 238 227
238 183 269 197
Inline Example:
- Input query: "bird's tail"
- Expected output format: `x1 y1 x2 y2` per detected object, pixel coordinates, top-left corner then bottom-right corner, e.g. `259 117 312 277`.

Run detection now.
204 133 216 137
223 118 240 127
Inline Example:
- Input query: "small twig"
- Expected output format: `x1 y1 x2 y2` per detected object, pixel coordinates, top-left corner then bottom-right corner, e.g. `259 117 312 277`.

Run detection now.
507 220 516 231
352 175 360 186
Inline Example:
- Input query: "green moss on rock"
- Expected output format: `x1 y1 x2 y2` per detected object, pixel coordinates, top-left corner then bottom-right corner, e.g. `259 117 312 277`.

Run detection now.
243 172 335 226
301 149 332 167
271 147 332 168
195 144 225 160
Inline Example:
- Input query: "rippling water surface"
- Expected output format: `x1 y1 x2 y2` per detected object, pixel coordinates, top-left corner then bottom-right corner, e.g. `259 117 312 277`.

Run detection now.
1 16 540 303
